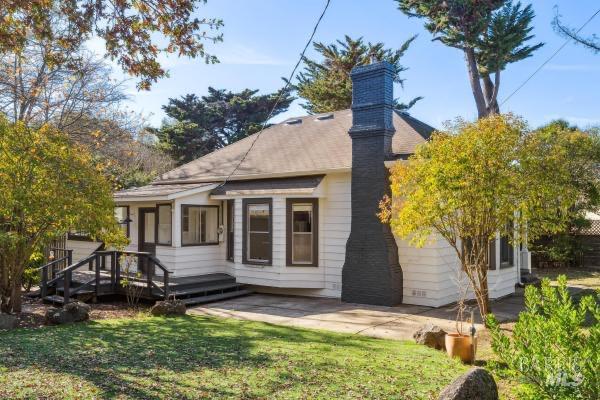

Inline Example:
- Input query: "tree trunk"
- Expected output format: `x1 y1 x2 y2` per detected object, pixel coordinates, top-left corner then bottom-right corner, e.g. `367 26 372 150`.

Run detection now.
482 74 500 115
464 48 488 119
473 268 492 326
10 277 22 313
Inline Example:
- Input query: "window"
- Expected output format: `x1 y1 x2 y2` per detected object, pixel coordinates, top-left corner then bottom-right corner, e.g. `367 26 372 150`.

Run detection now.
500 235 514 268
499 222 514 268
181 205 219 246
114 206 130 238
156 204 172 245
286 199 318 267
243 199 272 264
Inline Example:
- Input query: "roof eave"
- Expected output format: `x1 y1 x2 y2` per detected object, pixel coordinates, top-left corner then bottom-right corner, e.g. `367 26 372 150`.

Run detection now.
154 168 351 185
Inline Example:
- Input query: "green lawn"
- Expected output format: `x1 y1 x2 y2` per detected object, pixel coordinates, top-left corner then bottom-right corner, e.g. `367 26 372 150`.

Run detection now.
0 315 468 400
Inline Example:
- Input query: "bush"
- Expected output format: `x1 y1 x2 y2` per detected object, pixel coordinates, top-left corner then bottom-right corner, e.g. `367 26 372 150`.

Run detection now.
22 252 44 292
487 276 599 400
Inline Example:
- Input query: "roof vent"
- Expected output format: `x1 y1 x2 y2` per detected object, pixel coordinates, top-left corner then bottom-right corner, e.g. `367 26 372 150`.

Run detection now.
285 118 302 125
316 114 334 121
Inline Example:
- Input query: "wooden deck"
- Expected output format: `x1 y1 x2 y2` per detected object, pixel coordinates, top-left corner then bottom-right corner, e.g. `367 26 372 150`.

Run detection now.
37 251 251 306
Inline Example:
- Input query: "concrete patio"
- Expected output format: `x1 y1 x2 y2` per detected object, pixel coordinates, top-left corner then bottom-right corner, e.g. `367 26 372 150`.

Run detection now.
188 290 525 340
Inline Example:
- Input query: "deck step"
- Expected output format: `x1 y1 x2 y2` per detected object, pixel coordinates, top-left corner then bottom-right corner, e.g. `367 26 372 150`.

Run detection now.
182 289 253 306
56 288 96 295
169 274 236 290
43 295 65 305
166 282 245 297
24 289 41 298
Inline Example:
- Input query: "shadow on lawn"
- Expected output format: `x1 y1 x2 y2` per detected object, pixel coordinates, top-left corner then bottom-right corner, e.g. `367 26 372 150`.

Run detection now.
0 314 379 399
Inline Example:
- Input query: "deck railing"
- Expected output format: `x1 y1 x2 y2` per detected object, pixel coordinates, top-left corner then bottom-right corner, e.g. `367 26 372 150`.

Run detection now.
39 250 172 303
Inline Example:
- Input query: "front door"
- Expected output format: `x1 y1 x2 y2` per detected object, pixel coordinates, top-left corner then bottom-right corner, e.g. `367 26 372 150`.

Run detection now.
138 208 156 275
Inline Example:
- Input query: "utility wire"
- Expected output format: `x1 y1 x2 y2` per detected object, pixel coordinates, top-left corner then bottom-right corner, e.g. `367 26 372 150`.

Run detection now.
217 0 331 187
500 7 600 106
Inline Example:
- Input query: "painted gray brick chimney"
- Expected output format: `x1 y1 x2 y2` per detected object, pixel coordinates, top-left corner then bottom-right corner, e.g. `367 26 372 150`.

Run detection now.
341 61 403 306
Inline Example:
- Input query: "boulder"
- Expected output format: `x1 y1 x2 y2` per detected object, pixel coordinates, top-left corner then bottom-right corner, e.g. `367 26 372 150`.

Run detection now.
438 367 498 400
46 301 91 325
151 300 186 316
0 313 18 330
413 324 447 350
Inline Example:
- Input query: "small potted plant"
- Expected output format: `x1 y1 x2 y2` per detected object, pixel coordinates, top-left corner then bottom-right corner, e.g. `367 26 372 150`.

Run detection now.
445 264 477 363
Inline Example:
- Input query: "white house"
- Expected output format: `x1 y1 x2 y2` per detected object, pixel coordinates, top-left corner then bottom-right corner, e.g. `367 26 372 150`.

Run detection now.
67 62 525 307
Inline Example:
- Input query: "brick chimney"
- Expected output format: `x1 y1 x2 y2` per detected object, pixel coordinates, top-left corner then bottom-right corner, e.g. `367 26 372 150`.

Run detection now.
341 61 403 306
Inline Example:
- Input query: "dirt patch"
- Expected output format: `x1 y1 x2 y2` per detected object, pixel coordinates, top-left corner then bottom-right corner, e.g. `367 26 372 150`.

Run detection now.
15 296 151 329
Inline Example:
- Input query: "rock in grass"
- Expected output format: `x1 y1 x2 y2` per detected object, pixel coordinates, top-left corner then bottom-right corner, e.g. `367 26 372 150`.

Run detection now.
438 367 498 400
151 300 186 316
0 313 18 330
413 324 447 350
46 301 91 325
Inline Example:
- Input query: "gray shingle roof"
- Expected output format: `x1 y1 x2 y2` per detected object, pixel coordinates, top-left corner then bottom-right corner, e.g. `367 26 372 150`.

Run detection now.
156 110 434 184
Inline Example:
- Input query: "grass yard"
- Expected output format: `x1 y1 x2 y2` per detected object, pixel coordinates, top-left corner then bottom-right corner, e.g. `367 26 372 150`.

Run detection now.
0 314 468 400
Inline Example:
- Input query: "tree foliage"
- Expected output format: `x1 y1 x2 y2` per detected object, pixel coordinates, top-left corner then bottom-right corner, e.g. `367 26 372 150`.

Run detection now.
155 87 294 165
0 40 126 129
396 0 543 117
0 118 127 313
294 35 421 114
488 276 599 400
553 9 600 54
0 1 222 89
380 114 600 319
528 121 600 265
0 36 174 190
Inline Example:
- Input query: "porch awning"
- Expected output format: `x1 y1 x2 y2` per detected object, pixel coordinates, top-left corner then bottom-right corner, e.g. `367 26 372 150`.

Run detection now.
114 182 217 202
211 175 325 197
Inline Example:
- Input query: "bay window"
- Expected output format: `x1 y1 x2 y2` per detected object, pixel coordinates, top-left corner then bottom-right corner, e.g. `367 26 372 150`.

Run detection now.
181 205 219 246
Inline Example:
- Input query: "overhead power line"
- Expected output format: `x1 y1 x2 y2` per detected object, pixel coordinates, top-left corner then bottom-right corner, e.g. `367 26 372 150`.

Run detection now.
500 6 600 106
218 0 331 186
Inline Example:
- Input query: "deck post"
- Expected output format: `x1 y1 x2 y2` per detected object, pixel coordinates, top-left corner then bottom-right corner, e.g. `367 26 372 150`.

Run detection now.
67 250 73 267
110 251 116 289
95 253 101 297
115 253 121 293
41 267 48 298
146 255 153 297
64 270 71 304
163 271 170 300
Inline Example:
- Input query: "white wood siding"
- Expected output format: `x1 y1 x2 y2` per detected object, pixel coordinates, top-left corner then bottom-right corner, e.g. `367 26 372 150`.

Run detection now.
106 171 517 307
66 239 102 262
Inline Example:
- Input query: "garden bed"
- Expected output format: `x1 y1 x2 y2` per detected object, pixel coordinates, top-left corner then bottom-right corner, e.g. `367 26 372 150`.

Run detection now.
13 296 150 329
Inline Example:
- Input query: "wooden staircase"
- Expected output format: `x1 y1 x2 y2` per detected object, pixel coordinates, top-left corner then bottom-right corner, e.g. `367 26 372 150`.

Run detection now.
37 250 251 306
163 274 252 306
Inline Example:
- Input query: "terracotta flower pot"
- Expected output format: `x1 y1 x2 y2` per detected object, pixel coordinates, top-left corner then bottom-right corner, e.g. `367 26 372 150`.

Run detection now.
445 333 477 363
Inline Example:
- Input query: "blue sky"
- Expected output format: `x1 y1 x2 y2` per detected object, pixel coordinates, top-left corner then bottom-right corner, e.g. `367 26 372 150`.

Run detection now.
101 0 600 130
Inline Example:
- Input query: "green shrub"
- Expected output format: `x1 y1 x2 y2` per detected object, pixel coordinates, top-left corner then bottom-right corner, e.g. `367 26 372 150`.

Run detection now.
487 276 599 400
22 252 44 292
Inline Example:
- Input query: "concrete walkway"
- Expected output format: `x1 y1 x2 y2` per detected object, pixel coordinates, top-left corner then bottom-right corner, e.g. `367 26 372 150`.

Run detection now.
189 291 525 340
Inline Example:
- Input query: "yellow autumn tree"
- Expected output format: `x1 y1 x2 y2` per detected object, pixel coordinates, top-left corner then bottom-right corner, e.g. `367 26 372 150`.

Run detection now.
381 114 600 320
0 118 127 313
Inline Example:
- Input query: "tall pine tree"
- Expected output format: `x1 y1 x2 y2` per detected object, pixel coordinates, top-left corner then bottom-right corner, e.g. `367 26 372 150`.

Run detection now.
396 0 543 118
294 35 422 114
155 87 293 165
